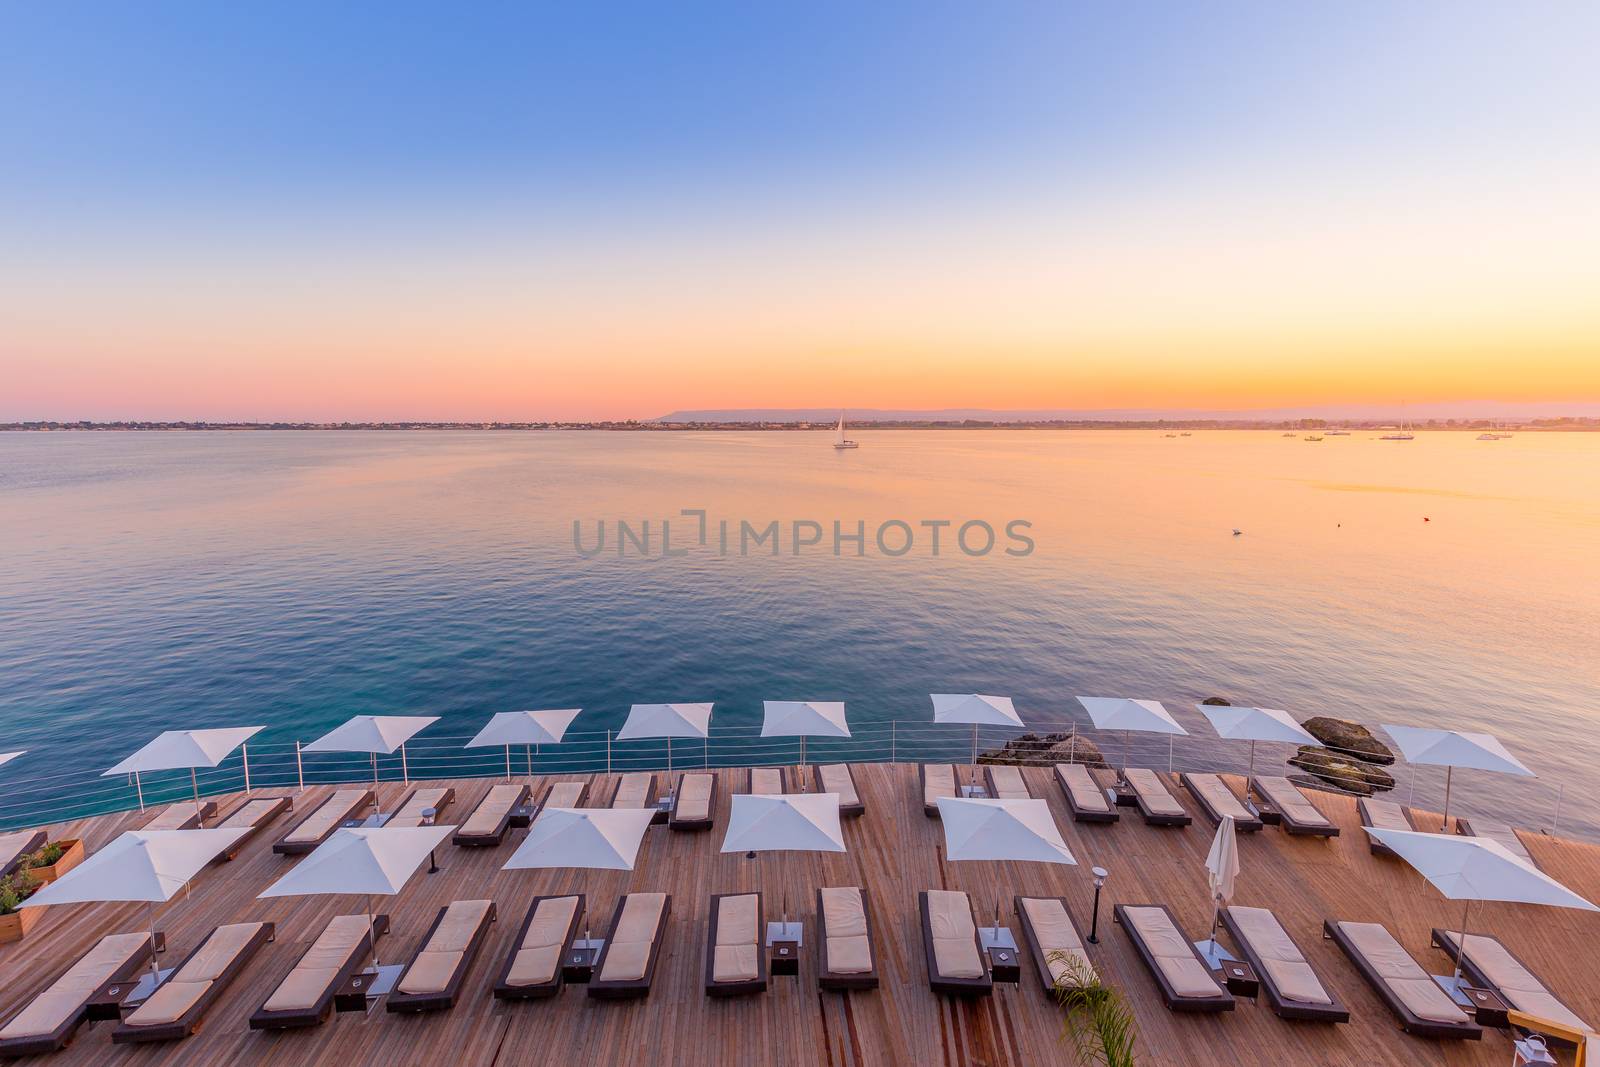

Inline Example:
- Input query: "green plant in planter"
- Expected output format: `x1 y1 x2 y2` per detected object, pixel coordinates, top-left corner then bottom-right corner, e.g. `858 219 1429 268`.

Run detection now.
1048 952 1138 1067
26 842 65 869
0 871 41 915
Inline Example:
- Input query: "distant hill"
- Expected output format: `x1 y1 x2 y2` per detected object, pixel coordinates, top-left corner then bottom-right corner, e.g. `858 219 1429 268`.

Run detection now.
653 403 1600 424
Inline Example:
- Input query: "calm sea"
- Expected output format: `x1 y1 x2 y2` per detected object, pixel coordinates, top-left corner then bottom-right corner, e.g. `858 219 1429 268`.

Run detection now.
2 430 1597 835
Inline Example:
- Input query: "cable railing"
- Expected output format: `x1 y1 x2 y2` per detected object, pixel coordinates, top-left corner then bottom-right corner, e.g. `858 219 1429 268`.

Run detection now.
0 719 1575 842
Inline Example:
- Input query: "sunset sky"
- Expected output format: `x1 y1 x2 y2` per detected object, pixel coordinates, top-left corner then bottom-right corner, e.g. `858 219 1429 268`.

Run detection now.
3 2 1597 421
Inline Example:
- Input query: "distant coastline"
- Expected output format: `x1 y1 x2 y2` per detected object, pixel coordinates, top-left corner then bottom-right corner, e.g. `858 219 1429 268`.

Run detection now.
4 418 1598 432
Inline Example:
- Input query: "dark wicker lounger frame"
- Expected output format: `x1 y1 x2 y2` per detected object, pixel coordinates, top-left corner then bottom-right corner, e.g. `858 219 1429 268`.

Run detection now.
1219 907 1348 1022
1251 780 1340 837
0 933 157 1055
587 894 672 1000
812 764 865 818
1055 765 1119 824
385 901 497 1014
918 764 957 818
211 796 294 862
248 915 388 1029
669 773 717 832
1014 895 1093 996
918 891 992 998
703 892 767 997
111 922 276 1044
1179 773 1263 832
452 783 531 847
1321 920 1481 1040
1429 928 1588 1048
273 789 374 855
1113 904 1233 1013
1127 773 1192 828
492 894 586 1001
817 887 879 991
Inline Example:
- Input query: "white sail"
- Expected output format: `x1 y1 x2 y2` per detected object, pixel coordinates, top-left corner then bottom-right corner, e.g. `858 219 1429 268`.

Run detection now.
835 414 846 446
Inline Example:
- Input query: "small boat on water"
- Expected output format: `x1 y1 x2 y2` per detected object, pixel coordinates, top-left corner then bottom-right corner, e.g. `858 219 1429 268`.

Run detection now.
1325 429 1351 436
832 412 859 450
1304 434 1323 441
1381 405 1416 440
1281 432 1298 438
1477 432 1501 441
1163 433 1179 438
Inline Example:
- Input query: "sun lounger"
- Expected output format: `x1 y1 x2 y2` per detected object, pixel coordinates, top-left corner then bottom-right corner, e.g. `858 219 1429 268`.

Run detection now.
1115 904 1233 1012
1252 777 1339 837
588 893 671 1000
249 913 388 1029
494 895 584 1000
817 887 878 991
1455 816 1538 868
920 890 991 997
384 786 455 828
0 830 46 880
210 796 293 861
1124 769 1191 827
608 772 657 816
141 802 218 831
1055 764 1118 823
453 783 531 847
1431 929 1593 1041
1359 797 1421 856
1322 920 1481 1039
814 763 865 818
920 764 957 817
0 932 155 1055
112 921 275 1043
670 773 716 832
1220 905 1348 1022
274 788 374 854
704 893 766 996
984 765 1033 800
1180 773 1262 832
1016 896 1095 993
386 900 496 1013
537 779 590 812
748 767 786 794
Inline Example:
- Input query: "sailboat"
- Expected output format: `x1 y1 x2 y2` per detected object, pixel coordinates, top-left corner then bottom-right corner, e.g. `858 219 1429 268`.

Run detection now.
1380 405 1415 441
832 412 859 450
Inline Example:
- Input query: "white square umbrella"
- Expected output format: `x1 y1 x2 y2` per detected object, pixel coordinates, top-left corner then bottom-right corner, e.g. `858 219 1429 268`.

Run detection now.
503 806 659 951
1382 725 1535 830
617 703 713 789
761 701 850 781
23 828 252 974
102 726 266 819
466 709 582 779
721 792 848 939
931 694 1023 766
1366 827 1597 989
303 715 439 805
0 750 25 770
1077 696 1188 772
936 796 1076 937
259 824 455 968
1195 704 1316 790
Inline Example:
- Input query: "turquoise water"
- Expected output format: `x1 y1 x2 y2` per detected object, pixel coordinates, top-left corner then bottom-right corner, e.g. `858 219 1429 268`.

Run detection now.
2 430 1597 834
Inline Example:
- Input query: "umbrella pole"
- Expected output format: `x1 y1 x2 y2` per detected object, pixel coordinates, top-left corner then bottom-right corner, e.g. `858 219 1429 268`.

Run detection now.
1442 766 1454 832
800 735 807 778
191 767 203 824
402 743 409 783
1247 740 1257 798
147 900 161 976
1451 898 1470 987
135 770 145 812
529 743 535 778
370 893 381 968
371 752 379 806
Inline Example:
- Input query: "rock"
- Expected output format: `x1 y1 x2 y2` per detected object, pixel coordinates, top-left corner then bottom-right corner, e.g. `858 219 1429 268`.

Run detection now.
978 733 1107 768
1301 717 1396 765
1199 696 1231 706
1288 746 1397 795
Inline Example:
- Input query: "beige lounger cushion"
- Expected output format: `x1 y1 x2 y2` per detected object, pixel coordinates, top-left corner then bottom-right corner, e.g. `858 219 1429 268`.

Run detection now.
923 765 955 807
612 773 652 808
461 785 522 836
397 900 492 995
712 894 759 982
125 922 265 1027
262 915 369 1012
823 887 871 974
927 890 984 979
544 781 585 807
142 806 197 831
218 799 281 830
1255 777 1332 828
387 788 450 828
676 775 713 820
0 832 40 869
1226 906 1330 1004
1446 932 1591 1032
1056 764 1111 812
1123 907 1220 998
987 765 1029 799
506 896 580 987
598 893 666 982
819 764 859 806
1125 770 1186 816
1462 820 1536 864
1336 922 1470 1024
0 932 149 1039
285 789 367 843
1188 774 1251 820
1362 798 1411 832
1021 897 1094 985
126 981 209 1026
750 768 784 793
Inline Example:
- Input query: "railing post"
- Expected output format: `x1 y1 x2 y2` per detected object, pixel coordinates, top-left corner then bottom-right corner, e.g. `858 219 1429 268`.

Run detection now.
402 743 410 783
606 730 612 775
242 744 252 794
1069 723 1077 763
890 720 897 764
295 741 304 793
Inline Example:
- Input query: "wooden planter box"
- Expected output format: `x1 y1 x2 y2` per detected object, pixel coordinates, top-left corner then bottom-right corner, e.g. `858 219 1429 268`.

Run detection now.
0 904 44 944
28 838 85 884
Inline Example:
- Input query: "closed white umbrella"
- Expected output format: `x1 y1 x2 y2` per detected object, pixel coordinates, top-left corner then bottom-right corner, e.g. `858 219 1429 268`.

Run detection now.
617 703 714 795
931 694 1023 767
761 701 850 783
1200 814 1241 965
0 751 25 769
936 796 1076 942
720 792 848 945
102 726 266 819
304 715 439 809
1077 696 1188 773
23 828 252 976
1195 704 1316 792
259 824 455 975
466 709 582 780
1382 725 1535 831
1366 827 1597 991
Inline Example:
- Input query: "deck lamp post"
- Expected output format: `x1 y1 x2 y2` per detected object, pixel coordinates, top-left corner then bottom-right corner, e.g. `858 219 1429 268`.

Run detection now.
1087 867 1109 944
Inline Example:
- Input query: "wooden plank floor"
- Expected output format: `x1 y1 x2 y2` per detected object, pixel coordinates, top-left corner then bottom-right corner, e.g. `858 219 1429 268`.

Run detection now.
3 764 1597 1066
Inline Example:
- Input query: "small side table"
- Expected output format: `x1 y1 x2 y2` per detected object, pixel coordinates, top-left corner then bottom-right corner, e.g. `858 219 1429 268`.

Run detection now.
1219 959 1258 998
508 803 535 829
335 971 375 1012
562 939 603 983
987 947 1021 984
769 941 801 975
1460 985 1511 1028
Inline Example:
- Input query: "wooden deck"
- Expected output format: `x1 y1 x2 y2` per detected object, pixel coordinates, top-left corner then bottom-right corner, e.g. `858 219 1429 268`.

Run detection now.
3 763 1597 1066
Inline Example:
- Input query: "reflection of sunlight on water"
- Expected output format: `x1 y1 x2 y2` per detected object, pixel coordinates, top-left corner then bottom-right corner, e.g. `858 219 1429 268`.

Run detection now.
1 429 1597 833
